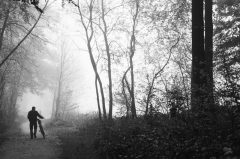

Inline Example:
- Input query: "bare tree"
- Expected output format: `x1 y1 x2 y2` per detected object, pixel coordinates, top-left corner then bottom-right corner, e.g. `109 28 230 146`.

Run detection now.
99 0 113 120
128 0 140 118
69 0 107 120
53 39 78 119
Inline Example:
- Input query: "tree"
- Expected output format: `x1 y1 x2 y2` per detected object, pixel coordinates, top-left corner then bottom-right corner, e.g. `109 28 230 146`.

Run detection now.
144 37 180 116
191 0 215 111
128 0 140 118
98 0 113 119
139 0 191 114
205 0 214 108
54 40 69 118
191 0 205 111
121 67 131 117
72 0 107 120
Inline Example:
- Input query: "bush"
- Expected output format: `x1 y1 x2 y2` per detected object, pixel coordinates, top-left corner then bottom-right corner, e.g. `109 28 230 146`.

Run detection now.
95 107 240 159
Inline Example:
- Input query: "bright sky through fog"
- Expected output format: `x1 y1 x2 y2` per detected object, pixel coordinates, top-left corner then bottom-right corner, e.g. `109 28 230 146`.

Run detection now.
17 0 99 118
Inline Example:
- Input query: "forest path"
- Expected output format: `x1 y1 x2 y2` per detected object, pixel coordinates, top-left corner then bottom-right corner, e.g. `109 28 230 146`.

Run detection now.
0 127 61 159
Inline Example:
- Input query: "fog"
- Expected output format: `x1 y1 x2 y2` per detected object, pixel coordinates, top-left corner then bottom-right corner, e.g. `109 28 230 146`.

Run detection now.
16 1 101 133
15 0 164 130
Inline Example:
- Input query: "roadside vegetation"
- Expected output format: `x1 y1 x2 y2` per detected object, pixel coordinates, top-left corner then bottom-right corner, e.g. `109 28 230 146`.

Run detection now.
46 107 239 159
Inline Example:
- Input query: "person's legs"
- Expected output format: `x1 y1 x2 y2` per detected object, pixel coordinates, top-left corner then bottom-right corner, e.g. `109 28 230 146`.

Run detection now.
33 122 37 138
29 122 33 139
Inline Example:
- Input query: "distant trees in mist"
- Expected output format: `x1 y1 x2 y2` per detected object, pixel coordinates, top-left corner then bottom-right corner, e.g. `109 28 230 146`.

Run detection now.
51 39 79 120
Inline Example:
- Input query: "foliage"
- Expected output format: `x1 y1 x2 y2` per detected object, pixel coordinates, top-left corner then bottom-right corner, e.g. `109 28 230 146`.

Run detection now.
46 113 100 159
214 0 240 106
95 109 240 159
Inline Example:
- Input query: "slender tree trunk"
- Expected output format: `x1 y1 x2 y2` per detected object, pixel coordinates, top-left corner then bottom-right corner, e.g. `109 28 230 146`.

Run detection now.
55 71 62 119
9 69 22 121
145 79 154 116
86 36 107 120
191 0 205 111
51 89 57 119
129 57 136 118
178 64 190 109
145 36 179 115
122 67 130 117
76 0 107 120
205 0 214 110
87 41 107 120
101 0 113 120
95 75 102 120
128 1 140 118
10 87 18 115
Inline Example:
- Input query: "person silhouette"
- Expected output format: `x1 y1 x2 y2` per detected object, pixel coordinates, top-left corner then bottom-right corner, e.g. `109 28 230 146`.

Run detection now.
27 106 44 139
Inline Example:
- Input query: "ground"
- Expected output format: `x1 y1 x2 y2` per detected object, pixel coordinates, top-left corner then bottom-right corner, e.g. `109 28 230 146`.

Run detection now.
49 126 98 159
0 122 98 159
0 127 61 159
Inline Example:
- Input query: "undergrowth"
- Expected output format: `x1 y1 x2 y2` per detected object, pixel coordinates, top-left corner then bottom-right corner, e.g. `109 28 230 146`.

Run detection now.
95 107 240 159
47 107 240 159
47 114 99 159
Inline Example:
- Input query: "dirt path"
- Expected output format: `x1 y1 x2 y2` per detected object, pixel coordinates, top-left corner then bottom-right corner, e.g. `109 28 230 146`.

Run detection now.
0 129 61 159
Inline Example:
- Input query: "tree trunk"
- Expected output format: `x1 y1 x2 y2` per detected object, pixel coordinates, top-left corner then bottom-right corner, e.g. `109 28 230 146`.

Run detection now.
101 0 113 120
77 1 107 120
129 56 137 118
55 73 62 119
191 0 205 111
95 75 102 120
122 67 130 117
205 0 214 110
87 42 107 120
128 1 139 118
145 79 154 116
51 88 57 119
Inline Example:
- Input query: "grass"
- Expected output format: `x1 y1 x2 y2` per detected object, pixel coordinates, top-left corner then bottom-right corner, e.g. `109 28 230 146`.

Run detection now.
46 114 100 159
58 127 98 159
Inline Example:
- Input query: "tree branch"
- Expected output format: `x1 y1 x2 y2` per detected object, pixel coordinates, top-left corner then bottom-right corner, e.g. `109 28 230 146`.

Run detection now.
0 0 49 68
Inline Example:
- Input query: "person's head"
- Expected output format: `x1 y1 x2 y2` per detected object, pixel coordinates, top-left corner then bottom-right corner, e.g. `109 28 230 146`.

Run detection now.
32 106 36 111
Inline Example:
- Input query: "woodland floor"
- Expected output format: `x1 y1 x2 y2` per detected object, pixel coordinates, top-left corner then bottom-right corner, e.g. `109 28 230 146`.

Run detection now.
50 126 98 159
0 123 97 159
0 127 61 159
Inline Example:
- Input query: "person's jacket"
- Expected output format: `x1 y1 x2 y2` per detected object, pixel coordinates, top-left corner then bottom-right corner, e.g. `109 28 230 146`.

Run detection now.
27 110 43 123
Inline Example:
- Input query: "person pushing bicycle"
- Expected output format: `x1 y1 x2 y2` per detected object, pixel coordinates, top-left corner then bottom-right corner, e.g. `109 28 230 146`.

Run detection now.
27 106 44 139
